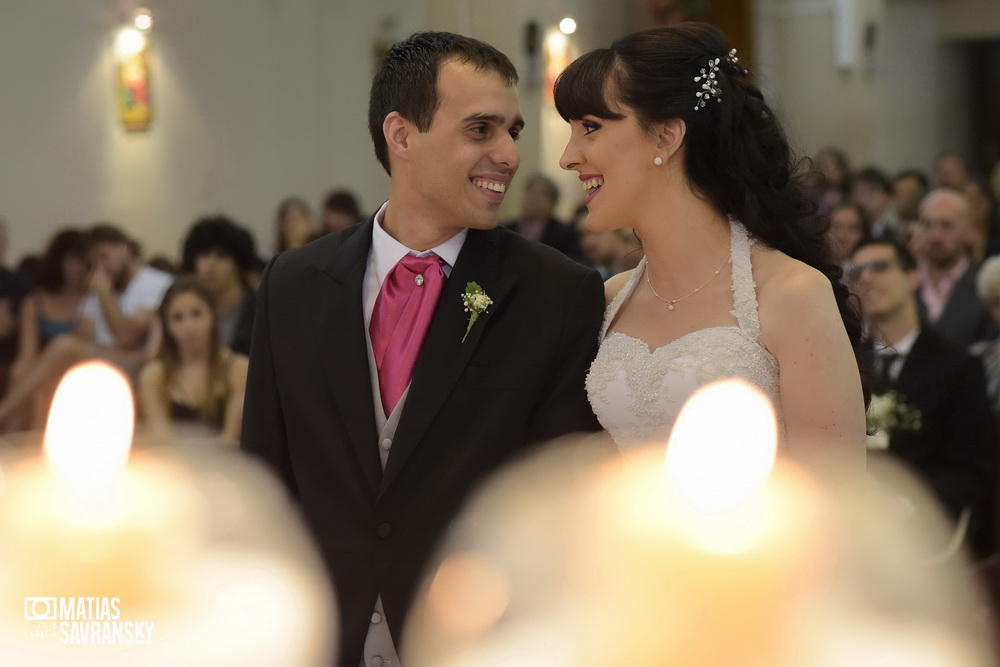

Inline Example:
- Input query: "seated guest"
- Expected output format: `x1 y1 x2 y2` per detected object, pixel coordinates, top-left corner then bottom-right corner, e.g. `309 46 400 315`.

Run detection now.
852 167 897 240
0 219 32 399
573 204 631 280
505 173 583 262
810 146 852 216
10 228 89 429
971 256 1000 413
137 276 247 445
273 195 317 255
850 238 995 558
916 188 997 348
0 224 173 429
965 174 1000 262
181 215 257 355
319 189 364 235
935 151 971 190
826 201 870 272
892 168 928 246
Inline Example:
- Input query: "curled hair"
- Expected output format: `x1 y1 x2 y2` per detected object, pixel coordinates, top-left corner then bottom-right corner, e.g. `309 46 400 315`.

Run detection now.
35 228 87 292
368 31 518 174
181 215 258 277
323 189 363 219
554 23 870 406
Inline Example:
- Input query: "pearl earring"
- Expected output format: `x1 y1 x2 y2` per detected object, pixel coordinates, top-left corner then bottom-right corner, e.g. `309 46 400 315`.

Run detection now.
653 157 663 166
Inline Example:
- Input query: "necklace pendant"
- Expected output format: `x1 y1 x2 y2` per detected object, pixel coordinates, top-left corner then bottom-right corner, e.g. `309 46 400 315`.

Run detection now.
668 303 675 311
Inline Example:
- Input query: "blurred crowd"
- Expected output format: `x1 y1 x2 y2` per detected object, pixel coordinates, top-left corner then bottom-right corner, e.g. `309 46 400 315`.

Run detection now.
0 179 640 446
3 155 999 569
814 148 1000 568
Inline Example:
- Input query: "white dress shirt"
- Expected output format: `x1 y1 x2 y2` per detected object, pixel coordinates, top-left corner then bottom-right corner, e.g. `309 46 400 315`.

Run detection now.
359 202 466 667
875 327 919 384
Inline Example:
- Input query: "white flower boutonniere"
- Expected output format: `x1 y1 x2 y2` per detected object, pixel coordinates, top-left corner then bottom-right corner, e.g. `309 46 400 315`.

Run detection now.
462 281 492 343
866 390 921 451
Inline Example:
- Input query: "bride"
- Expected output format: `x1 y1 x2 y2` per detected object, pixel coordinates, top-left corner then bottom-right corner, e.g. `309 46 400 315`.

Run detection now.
555 23 868 479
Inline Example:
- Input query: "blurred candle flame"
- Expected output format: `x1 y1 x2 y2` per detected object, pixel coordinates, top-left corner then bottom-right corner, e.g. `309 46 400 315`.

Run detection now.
426 552 511 636
44 361 134 524
664 378 779 554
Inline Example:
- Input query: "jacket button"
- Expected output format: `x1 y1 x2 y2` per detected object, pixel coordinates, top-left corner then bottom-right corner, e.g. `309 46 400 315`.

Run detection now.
377 523 392 538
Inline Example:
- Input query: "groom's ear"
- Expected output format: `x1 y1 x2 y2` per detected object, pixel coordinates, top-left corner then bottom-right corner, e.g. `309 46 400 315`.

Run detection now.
655 119 686 161
383 111 412 163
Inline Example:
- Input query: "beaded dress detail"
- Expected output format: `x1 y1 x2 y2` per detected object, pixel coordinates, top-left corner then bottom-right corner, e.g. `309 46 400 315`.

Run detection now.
587 219 782 450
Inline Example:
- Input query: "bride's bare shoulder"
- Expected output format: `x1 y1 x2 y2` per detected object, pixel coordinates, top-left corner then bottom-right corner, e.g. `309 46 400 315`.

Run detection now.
752 246 837 320
604 270 634 306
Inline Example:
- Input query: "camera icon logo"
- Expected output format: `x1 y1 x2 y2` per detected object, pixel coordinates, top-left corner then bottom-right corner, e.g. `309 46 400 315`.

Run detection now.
24 598 57 621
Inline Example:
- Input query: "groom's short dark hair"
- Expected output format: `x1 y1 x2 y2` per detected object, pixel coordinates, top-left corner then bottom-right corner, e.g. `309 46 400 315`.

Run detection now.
368 31 518 175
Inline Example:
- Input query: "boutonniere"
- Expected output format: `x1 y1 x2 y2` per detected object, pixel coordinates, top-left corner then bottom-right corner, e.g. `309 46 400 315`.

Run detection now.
461 281 493 343
866 390 922 451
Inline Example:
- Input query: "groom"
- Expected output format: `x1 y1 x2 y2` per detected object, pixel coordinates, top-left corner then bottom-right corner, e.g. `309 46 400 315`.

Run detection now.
241 32 604 667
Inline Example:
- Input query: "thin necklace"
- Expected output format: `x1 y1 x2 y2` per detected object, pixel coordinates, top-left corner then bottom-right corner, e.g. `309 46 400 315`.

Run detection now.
645 253 731 311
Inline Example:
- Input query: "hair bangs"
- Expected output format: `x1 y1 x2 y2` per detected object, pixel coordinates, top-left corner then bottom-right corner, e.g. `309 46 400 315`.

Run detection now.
553 49 624 122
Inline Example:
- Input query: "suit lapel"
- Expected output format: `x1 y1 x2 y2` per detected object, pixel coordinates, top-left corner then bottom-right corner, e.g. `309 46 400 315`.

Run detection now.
317 219 382 495
379 228 517 494
937 265 971 326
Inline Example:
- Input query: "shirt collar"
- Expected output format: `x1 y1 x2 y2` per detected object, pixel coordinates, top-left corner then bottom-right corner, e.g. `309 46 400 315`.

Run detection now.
370 201 467 284
918 254 969 287
874 326 919 357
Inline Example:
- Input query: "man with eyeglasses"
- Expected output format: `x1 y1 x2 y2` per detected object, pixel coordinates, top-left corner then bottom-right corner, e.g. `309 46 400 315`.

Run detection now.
850 238 995 559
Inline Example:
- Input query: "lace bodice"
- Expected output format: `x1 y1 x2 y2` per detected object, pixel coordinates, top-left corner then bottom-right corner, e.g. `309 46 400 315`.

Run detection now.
587 220 782 449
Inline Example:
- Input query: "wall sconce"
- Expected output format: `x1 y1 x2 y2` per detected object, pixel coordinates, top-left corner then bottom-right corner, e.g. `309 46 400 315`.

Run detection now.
543 27 571 104
114 8 153 132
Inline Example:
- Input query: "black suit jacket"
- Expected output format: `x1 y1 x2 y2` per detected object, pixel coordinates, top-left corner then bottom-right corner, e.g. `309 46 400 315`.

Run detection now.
918 263 997 349
241 219 604 666
883 328 996 557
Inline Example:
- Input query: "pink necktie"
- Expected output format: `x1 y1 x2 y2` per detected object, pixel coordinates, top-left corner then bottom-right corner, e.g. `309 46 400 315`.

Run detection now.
369 254 447 416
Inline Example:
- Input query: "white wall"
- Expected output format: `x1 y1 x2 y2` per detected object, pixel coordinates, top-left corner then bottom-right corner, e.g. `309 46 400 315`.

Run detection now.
0 0 636 264
0 0 428 262
875 0 972 173
3 0 999 264
755 0 977 176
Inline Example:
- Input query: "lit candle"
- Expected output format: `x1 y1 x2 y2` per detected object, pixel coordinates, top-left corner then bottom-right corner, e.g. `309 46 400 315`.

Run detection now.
404 379 828 666
404 378 996 666
571 379 827 665
0 361 192 604
0 361 337 664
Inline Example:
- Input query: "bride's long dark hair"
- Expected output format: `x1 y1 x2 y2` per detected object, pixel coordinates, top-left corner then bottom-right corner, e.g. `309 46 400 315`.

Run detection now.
554 22 871 407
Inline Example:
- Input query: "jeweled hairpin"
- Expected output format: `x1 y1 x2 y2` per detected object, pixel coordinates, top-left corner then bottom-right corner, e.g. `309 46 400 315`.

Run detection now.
726 48 749 75
693 57 721 111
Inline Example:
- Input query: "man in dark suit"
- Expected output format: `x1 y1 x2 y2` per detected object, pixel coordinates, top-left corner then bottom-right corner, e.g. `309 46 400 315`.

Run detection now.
915 187 997 349
241 32 604 667
505 173 585 262
850 238 995 558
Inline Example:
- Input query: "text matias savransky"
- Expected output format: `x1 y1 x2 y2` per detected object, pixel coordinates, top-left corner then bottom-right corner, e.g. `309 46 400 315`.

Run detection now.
24 596 155 645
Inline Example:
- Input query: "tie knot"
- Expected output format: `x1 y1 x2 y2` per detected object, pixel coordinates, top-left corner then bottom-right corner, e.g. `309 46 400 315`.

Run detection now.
880 349 901 363
398 253 444 274
387 254 445 290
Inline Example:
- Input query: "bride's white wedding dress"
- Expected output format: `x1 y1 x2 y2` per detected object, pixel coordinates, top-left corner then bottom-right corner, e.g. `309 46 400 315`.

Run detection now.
587 220 783 450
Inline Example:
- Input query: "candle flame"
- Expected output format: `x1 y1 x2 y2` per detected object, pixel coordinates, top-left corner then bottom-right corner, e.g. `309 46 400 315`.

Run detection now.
44 361 134 503
664 378 778 553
